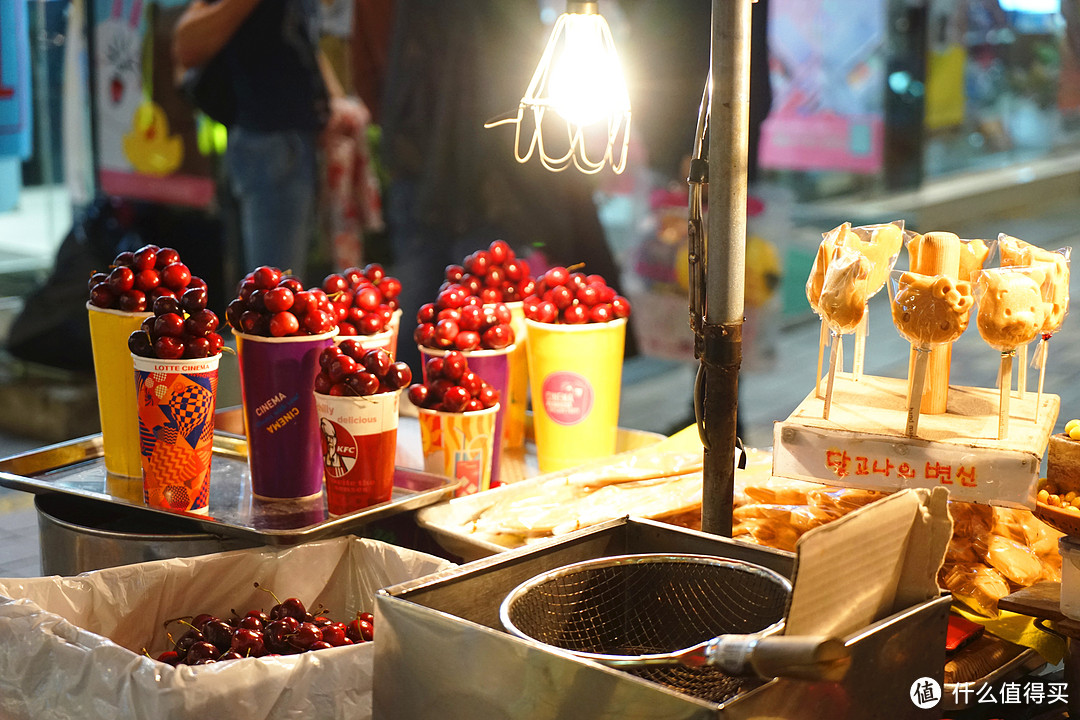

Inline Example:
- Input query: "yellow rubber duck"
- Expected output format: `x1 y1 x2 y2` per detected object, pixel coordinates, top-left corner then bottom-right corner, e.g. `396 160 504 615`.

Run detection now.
123 101 184 176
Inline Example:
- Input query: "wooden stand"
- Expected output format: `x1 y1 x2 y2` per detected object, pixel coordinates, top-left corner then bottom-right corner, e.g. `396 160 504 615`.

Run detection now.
773 373 1059 507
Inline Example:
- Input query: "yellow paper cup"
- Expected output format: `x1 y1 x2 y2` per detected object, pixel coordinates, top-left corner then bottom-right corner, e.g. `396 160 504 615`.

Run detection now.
133 353 220 514
88 303 152 478
525 317 626 473
418 404 499 497
314 388 401 516
504 301 528 449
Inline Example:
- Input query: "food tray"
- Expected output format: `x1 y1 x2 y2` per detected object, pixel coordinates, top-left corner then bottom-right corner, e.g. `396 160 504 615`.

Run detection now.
415 426 675 562
0 426 457 546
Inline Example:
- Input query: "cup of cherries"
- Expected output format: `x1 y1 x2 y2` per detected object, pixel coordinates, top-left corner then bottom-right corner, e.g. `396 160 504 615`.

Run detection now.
322 264 404 357
408 351 500 496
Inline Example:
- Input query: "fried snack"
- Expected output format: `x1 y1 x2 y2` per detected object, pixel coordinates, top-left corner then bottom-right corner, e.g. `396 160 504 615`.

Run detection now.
948 501 995 539
975 268 1047 350
890 271 973 347
957 238 992 283
941 562 1012 616
818 246 870 332
999 235 1071 333
976 534 1044 586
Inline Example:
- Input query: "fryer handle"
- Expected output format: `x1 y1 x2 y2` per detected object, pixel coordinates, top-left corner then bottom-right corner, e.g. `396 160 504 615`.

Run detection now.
707 635 851 682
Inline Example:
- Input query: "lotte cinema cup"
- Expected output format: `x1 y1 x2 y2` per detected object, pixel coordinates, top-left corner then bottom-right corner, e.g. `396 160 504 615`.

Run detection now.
314 388 402 516
418 404 499 497
236 329 337 499
88 303 153 478
133 353 220 514
420 344 514 486
526 317 627 472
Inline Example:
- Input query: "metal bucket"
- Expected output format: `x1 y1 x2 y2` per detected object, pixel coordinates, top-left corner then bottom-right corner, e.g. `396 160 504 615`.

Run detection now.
36 493 259 575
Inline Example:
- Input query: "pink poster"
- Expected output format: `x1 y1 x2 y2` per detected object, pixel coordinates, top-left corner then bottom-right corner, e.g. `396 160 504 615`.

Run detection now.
760 0 886 173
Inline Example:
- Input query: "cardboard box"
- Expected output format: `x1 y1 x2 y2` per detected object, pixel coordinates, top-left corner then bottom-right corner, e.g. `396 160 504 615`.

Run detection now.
0 536 452 720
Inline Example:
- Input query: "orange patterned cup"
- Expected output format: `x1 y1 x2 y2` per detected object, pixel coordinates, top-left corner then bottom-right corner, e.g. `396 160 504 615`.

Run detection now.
417 404 499 497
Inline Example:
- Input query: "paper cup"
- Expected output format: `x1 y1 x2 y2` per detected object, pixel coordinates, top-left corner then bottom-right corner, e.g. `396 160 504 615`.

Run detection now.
88 303 153 478
418 404 499 497
504 301 528 449
419 344 514 487
387 308 403 359
525 318 627 473
133 353 220 514
236 329 337 499
314 389 401 516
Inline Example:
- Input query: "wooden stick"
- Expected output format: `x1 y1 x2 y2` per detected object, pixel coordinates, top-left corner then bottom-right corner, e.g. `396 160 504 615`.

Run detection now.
1017 343 1028 398
999 352 1013 440
816 319 828 398
823 333 840 421
1036 338 1049 423
853 312 867 382
906 347 930 438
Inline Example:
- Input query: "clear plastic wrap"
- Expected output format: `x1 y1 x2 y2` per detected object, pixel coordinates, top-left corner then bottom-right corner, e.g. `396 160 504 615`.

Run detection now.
974 266 1048 351
889 270 973 348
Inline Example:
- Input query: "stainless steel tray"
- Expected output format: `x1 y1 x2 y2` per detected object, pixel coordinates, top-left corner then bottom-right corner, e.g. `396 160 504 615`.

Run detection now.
0 426 457 546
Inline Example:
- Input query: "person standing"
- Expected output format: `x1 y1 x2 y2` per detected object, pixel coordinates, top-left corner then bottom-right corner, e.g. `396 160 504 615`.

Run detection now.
173 0 358 280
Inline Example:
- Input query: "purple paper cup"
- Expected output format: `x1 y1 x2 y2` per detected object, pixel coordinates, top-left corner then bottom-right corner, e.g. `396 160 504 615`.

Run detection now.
419 343 514 487
236 329 337 499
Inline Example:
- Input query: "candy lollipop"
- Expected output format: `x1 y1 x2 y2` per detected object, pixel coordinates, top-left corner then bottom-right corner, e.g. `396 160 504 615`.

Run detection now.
889 271 973 437
998 234 1070 413
807 223 849 398
843 222 905 381
817 246 870 420
806 221 903 395
975 267 1048 439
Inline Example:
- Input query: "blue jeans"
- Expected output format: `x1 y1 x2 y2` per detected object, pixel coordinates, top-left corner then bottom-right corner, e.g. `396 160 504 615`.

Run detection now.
226 128 319 277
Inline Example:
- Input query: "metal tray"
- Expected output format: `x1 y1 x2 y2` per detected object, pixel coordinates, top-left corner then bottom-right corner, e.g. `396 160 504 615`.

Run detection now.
0 425 457 546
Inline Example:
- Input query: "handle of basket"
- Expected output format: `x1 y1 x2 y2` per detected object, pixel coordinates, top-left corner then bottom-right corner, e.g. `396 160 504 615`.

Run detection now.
708 635 851 682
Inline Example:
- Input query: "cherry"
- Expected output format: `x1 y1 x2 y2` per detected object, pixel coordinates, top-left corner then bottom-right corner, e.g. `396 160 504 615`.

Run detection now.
118 290 147 313
268 311 300 337
185 640 219 663
252 266 282 290
161 262 192 291
107 265 135 293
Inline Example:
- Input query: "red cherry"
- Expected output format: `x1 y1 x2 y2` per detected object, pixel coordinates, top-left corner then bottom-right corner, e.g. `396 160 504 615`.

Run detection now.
444 264 465 283
465 251 490 277
354 285 381 312
434 319 459 344
153 335 185 359
482 324 513 349
549 285 573 310
361 348 393 376
460 371 483 397
488 239 511 265
358 312 385 335
269 311 300 337
181 286 209 314
453 330 481 351
132 245 157 271
589 303 614 323
562 304 589 324
477 384 499 408
363 263 385 284
107 266 135 293
612 296 632 318
207 333 224 355
413 323 436 347
544 266 569 287
442 351 467 380
441 385 469 412
154 247 181 268
118 290 147 313
346 372 380 396
328 355 360 383
407 384 429 407
384 362 412 390
252 266 282 290
161 263 192 291
378 276 401 301
183 336 212 358
262 286 294 313
113 251 136 268
154 312 185 337
322 273 348 295
314 372 334 394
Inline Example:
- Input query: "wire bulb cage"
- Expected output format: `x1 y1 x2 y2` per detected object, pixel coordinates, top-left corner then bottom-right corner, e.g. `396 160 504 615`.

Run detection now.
486 1 631 175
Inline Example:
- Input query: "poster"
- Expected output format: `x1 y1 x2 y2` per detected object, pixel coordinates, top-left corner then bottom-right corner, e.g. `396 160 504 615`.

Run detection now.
92 0 216 207
760 0 886 173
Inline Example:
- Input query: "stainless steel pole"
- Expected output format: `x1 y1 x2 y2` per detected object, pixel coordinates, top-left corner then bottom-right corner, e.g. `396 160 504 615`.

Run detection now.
699 0 751 535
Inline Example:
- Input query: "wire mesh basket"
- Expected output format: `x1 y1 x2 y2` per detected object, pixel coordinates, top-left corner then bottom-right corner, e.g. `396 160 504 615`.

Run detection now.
500 553 792 703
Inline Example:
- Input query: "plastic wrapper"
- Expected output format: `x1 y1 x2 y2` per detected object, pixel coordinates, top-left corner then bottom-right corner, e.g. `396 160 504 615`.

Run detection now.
806 221 904 320
998 234 1071 335
974 266 1048 351
817 246 870 333
957 238 994 283
0 537 452 720
889 270 973 347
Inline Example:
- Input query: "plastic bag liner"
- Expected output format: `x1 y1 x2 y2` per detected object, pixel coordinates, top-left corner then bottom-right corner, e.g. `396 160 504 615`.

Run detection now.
0 536 453 720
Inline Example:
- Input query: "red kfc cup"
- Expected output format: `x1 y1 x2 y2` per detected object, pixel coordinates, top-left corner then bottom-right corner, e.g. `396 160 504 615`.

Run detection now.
314 388 401 515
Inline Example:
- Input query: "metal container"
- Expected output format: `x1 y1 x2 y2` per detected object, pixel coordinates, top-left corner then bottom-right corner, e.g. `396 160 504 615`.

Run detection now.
36 493 259 575
375 517 951 720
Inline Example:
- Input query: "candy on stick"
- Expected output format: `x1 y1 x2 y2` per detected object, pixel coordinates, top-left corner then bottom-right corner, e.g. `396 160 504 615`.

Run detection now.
807 223 848 398
998 234 1070 415
975 267 1048 439
817 246 870 420
844 221 904 381
889 271 973 437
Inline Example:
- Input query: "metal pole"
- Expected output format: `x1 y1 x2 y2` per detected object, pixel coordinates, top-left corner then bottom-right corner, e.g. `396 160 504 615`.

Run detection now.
699 0 751 536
